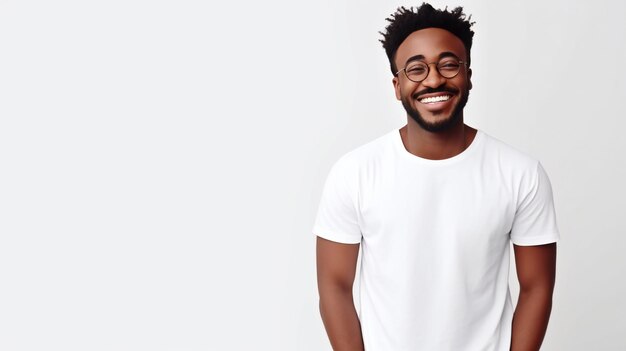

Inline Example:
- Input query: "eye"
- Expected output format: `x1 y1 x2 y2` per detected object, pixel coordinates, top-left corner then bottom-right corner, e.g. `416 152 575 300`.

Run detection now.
439 61 460 70
406 65 426 74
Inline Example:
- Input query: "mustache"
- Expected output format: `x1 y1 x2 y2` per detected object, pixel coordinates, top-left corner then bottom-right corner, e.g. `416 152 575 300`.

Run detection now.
412 87 459 100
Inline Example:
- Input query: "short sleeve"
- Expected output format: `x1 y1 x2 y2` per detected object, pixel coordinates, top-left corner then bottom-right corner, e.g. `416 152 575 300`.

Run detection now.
510 161 560 245
312 155 362 244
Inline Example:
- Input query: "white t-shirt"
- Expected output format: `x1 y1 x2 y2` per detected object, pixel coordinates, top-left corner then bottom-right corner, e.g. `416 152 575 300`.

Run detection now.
313 128 560 351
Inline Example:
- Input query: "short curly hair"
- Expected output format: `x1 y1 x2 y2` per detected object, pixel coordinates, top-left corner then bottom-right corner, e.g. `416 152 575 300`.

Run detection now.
379 3 475 74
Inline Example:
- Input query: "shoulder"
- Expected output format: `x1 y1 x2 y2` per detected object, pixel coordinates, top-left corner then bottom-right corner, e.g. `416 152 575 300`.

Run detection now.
479 130 540 173
476 131 557 205
330 129 397 174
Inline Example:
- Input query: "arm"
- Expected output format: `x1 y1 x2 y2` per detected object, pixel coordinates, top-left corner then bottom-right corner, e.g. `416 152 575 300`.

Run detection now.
510 242 557 351
316 236 364 351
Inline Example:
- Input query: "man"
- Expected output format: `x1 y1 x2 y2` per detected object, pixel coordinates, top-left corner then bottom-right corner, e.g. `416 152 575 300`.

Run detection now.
313 4 559 351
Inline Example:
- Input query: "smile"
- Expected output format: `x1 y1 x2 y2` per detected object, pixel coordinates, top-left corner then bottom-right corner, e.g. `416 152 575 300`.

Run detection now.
418 94 452 104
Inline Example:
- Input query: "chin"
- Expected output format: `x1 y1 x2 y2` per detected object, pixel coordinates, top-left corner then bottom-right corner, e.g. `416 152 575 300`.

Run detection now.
403 101 461 132
401 91 469 133
417 114 461 132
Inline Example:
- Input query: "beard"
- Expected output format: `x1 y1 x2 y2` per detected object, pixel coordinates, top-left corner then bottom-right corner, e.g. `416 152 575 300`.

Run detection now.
401 87 470 133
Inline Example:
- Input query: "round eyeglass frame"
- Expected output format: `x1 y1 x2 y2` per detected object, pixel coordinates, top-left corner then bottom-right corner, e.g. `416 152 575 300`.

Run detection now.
395 60 468 83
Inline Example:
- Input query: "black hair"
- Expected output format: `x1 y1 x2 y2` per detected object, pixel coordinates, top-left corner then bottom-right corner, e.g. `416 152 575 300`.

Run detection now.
379 3 475 74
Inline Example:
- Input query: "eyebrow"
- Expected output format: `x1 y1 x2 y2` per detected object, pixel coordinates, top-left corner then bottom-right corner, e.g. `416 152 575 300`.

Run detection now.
404 51 461 66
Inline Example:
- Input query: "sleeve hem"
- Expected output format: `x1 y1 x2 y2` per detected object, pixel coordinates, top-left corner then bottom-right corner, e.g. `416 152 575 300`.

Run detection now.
511 233 560 246
313 227 361 244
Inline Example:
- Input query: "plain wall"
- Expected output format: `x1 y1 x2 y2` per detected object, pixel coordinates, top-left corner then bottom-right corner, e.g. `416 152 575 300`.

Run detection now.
0 0 624 350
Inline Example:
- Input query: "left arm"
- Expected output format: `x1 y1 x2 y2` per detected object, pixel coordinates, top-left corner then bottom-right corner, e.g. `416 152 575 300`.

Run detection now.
510 242 557 351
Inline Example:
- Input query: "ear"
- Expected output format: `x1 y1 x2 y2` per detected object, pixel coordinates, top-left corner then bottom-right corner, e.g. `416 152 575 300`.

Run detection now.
467 68 473 91
392 76 402 101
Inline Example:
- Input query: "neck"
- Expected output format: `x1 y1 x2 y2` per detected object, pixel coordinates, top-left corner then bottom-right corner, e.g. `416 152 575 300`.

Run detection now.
400 118 477 160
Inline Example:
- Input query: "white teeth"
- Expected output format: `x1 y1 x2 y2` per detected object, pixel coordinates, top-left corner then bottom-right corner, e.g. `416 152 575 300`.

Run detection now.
419 95 451 104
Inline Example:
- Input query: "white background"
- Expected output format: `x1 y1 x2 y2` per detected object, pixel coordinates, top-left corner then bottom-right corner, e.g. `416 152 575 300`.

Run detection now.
1 0 625 350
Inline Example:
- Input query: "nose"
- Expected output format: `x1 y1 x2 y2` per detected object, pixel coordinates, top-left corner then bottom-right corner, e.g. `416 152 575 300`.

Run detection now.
421 63 446 88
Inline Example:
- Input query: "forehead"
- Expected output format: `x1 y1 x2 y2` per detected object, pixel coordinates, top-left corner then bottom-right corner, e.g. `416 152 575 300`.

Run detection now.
394 27 466 67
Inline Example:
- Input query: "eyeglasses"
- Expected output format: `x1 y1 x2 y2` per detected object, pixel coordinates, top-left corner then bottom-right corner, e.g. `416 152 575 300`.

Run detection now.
395 58 467 83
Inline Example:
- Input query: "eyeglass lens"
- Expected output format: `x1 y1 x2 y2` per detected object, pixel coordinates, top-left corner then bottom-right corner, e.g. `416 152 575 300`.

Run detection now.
405 59 462 82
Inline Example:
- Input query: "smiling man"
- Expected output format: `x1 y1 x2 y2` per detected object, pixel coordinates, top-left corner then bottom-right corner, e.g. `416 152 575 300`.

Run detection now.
314 4 560 351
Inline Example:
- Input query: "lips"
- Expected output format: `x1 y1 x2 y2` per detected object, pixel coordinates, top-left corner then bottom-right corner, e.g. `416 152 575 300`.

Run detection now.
414 90 456 112
418 94 452 104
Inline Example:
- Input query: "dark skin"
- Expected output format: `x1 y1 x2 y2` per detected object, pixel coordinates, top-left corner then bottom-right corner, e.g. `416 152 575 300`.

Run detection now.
393 28 476 160
511 243 557 351
317 27 557 351
316 237 363 351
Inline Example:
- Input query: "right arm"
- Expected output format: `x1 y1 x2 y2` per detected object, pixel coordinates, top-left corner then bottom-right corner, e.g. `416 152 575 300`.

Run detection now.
316 236 364 351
